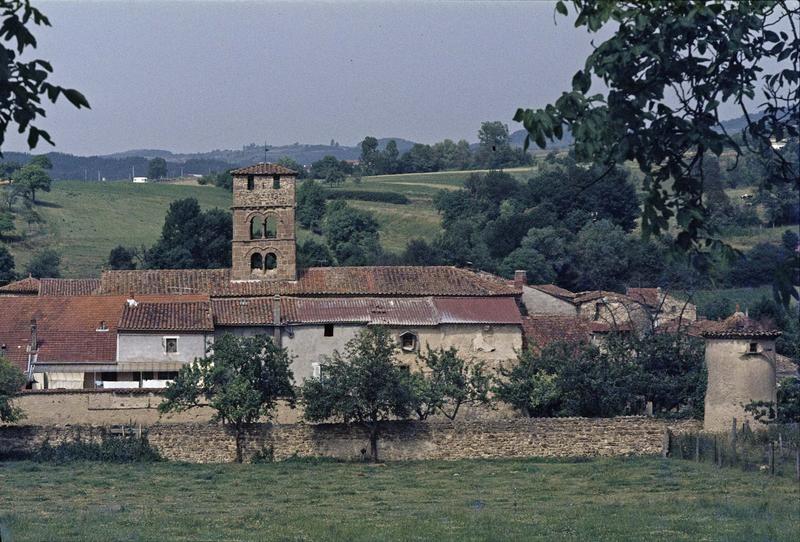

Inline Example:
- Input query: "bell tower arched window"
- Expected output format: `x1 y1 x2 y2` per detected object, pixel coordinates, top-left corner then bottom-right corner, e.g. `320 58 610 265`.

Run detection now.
250 253 263 272
265 216 278 239
265 253 277 270
250 217 263 239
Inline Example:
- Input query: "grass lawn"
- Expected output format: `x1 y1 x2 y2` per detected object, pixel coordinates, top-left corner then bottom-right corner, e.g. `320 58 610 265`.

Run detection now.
1 457 798 541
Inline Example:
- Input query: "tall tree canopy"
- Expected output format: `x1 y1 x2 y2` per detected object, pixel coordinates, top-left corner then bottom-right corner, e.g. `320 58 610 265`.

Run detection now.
515 1 799 258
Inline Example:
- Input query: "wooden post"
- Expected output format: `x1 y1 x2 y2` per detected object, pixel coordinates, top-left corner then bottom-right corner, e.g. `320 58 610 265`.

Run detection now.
662 429 671 458
769 441 775 476
713 435 718 466
730 418 738 465
695 434 700 462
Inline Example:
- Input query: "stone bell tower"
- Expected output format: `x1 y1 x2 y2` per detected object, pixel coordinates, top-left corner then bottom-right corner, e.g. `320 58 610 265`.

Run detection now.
230 163 298 281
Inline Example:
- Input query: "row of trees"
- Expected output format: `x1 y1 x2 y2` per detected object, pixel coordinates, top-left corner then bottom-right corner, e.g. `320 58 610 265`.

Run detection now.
158 327 716 463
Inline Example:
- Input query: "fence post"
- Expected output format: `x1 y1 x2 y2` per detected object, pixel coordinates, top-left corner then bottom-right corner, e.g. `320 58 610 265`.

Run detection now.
730 418 738 465
769 441 775 476
695 434 700 462
713 435 718 467
662 429 671 458
795 447 799 482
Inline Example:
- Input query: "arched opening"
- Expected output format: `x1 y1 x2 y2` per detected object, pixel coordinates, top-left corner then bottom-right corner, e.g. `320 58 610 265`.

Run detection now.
265 252 277 270
265 216 278 239
250 217 263 239
250 253 263 272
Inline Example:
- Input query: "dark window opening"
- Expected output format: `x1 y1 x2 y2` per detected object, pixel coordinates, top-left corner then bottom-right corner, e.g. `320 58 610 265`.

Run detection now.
273 175 281 189
400 332 417 351
159 371 179 381
247 175 255 190
141 371 154 381
749 342 758 353
324 324 334 337
251 253 263 272
101 372 118 382
165 338 178 354
250 217 263 239
265 252 277 270
265 216 278 239
399 365 411 374
97 320 108 331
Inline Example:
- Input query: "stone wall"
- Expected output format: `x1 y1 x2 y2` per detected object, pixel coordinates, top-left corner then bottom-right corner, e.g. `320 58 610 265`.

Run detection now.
0 417 700 464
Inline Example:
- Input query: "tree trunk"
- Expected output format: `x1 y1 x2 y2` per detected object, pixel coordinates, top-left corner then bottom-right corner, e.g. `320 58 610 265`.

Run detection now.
369 424 379 463
235 425 244 463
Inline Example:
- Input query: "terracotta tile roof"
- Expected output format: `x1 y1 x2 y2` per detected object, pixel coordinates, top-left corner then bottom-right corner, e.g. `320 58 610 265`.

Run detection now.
699 311 781 339
230 163 297 175
0 296 127 370
98 266 520 298
213 297 276 326
213 296 522 326
0 276 40 294
522 315 592 351
529 284 576 300
572 290 636 305
626 287 661 306
119 301 214 332
39 278 100 296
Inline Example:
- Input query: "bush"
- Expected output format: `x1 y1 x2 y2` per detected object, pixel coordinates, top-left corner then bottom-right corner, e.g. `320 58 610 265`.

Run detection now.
250 445 275 464
325 190 409 205
32 434 162 463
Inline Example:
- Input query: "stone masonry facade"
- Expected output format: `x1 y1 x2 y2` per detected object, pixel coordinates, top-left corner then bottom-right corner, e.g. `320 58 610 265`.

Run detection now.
0 418 700 463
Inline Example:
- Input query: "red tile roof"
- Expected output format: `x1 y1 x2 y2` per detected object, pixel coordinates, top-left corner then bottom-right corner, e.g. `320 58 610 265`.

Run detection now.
529 284 576 300
699 311 781 339
572 290 635 304
39 278 100 296
522 315 592 351
0 276 40 294
0 296 127 370
98 266 520 298
213 296 522 326
119 301 214 332
230 163 297 175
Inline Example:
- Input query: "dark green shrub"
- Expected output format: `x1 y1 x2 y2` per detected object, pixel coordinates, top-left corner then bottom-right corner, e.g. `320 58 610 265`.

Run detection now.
325 190 409 204
32 434 162 463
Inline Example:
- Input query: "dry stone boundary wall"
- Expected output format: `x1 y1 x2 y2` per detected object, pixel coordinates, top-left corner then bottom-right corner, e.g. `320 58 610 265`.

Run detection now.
0 418 700 464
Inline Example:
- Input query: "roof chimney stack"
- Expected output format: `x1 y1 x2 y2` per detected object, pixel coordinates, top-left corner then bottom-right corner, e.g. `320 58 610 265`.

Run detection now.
514 270 528 289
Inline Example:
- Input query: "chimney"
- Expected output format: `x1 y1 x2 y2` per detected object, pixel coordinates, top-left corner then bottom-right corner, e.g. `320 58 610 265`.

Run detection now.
30 319 38 351
272 295 282 347
514 270 528 289
127 291 137 307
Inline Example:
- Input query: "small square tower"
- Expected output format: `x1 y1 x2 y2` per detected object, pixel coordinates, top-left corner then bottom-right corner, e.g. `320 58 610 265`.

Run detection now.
230 163 298 281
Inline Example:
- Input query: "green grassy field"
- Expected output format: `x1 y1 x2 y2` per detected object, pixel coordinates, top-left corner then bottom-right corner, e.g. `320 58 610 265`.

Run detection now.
0 457 797 541
3 169 788 278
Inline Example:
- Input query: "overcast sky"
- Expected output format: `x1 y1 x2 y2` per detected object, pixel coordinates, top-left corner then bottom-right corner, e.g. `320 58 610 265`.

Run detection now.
8 1 607 155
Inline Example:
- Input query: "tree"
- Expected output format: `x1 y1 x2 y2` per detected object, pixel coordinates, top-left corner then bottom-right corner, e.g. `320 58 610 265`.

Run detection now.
28 154 52 170
159 334 296 463
147 157 168 180
0 211 14 239
25 248 60 278
745 378 800 425
296 179 327 232
107 245 137 270
0 1 90 150
297 239 333 268
0 245 16 285
411 346 490 421
300 327 416 462
515 1 799 256
0 356 26 422
399 143 438 173
323 201 382 266
144 198 231 269
11 163 51 203
276 156 305 178
380 139 400 175
359 136 380 176
569 220 630 291
310 155 347 181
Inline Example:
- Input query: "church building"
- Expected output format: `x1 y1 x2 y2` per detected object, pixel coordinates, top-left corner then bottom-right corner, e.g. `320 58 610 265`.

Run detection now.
0 163 524 389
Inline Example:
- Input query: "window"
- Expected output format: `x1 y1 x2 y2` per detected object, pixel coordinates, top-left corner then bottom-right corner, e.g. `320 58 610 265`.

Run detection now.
101 372 118 382
399 364 411 374
250 217 263 239
164 337 178 354
97 320 108 332
265 252 277 270
247 175 255 190
251 253 263 272
265 216 278 239
141 371 154 381
312 362 322 379
749 342 758 354
273 175 281 189
324 324 334 337
159 371 179 381
400 331 417 352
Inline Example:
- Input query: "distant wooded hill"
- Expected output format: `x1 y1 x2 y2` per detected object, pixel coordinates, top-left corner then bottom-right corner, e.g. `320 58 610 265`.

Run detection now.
2 113 755 181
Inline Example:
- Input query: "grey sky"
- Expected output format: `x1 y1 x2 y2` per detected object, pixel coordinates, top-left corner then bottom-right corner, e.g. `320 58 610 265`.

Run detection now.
10 0 605 155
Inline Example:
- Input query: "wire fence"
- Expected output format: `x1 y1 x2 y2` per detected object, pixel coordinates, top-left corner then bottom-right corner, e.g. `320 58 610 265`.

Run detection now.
667 422 800 480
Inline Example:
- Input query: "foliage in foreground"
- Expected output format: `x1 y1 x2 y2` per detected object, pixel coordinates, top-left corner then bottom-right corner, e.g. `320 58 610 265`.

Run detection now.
0 355 25 423
495 333 706 419
29 434 162 463
159 334 296 463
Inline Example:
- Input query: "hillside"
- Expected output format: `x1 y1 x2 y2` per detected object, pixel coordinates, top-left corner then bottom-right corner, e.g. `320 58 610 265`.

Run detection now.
4 167 787 282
